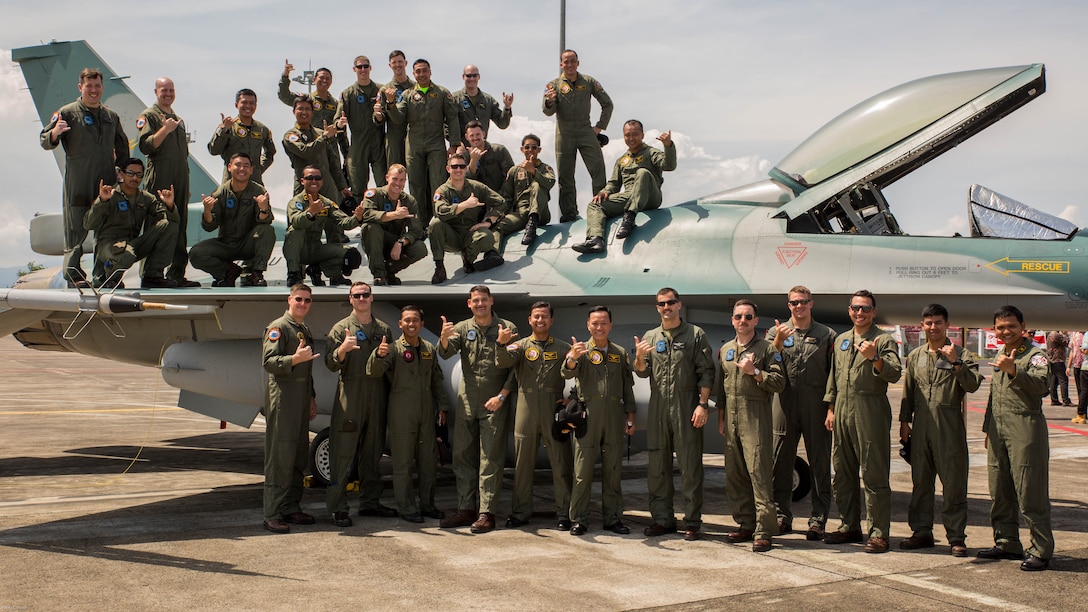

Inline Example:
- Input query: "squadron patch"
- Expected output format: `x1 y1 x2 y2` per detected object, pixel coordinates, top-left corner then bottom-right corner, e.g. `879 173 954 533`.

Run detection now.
313 101 323 111
466 329 478 341
83 115 94 125
725 348 735 361
383 202 393 212
783 336 794 348
267 328 281 341
506 343 519 352
355 330 368 342
589 350 604 364
526 347 540 361
461 99 471 109
655 340 667 353
295 201 305 210
117 200 129 212
413 93 422 102
225 198 236 209
559 83 571 94
840 339 851 351
136 117 147 129
403 349 415 362
235 126 247 137
774 353 783 362
1030 354 1047 368
516 170 526 181
50 112 60 124
620 155 632 166
433 193 442 202
286 133 300 142
364 189 377 198
357 95 367 104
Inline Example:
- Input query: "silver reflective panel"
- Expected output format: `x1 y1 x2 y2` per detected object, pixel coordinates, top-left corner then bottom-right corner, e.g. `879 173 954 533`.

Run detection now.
775 66 1033 187
968 184 1078 240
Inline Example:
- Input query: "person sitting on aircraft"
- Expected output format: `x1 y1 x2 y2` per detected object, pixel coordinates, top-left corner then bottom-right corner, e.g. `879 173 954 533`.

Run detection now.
284 165 364 286
428 152 508 284
83 157 179 289
496 133 556 247
39 67 130 288
572 120 676 254
463 120 514 193
207 88 276 185
189 152 276 287
359 164 428 286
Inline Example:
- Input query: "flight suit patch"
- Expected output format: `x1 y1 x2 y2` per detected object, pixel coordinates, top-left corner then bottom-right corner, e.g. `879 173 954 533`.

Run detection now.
461 99 471 109
672 342 686 350
466 329 478 341
725 349 735 361
267 328 281 341
784 336 794 348
421 351 432 360
655 340 667 353
83 115 94 125
355 330 367 342
357 95 367 104
250 131 262 139
403 349 415 362
774 353 782 362
575 85 586 91
840 339 851 351
226 198 236 209
607 353 620 363
235 126 247 137
136 117 147 129
294 201 305 210
544 352 558 361
313 101 323 111
559 83 571 94
589 350 603 364
383 202 393 212
1030 354 1047 368
117 200 129 212
50 112 60 124
364 189 377 198
526 348 540 361
287 133 300 142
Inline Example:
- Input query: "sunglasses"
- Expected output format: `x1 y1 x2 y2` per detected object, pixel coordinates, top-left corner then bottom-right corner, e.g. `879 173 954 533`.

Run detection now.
302 175 323 181
656 299 679 307
448 163 467 169
732 313 754 321
292 296 313 303
522 145 540 150
849 304 875 313
351 292 372 299
122 170 145 178
463 73 479 78
355 64 371 70
788 299 812 307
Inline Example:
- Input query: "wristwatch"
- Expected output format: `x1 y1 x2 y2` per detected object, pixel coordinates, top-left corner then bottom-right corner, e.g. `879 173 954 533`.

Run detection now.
497 393 506 403
752 367 761 377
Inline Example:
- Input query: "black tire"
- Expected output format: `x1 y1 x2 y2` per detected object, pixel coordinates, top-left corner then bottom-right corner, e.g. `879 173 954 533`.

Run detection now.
308 428 332 487
792 456 811 502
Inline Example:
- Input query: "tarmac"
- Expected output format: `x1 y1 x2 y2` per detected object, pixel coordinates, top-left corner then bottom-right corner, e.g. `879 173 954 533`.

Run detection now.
1 334 1087 611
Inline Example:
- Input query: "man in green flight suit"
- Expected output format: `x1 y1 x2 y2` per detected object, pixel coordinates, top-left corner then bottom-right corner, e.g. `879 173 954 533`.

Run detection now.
279 61 346 162
562 305 636 536
40 67 130 287
137 77 199 287
367 305 449 523
898 303 982 557
977 305 1054 571
498 133 556 246
428 153 508 284
464 120 513 193
323 281 396 528
261 283 320 534
766 286 837 540
283 166 363 286
453 64 512 138
358 164 428 286
715 300 786 552
542 49 613 223
207 88 276 185
190 153 275 287
385 58 461 223
496 302 574 531
633 288 716 540
822 290 902 554
375 50 414 169
83 157 178 289
335 55 386 194
283 97 351 203
572 120 675 254
437 285 517 534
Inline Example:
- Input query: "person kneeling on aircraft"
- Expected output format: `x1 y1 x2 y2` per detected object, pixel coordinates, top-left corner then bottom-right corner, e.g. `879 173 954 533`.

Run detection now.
428 152 508 284
497 133 556 247
190 152 276 287
359 164 428 286
572 120 675 254
84 157 179 289
284 166 365 287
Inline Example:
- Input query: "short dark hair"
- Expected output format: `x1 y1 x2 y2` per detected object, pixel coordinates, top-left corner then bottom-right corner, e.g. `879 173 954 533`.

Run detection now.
315 67 332 78
921 303 948 321
292 95 313 110
118 157 144 171
851 289 876 308
530 301 553 317
389 50 406 61
235 88 257 103
413 59 430 69
588 305 611 321
657 287 680 301
469 284 491 297
561 49 578 59
228 152 252 164
993 305 1024 324
522 134 541 147
464 120 484 132
734 299 758 316
448 152 467 165
350 280 371 291
623 119 644 132
401 304 423 319
79 68 104 83
289 283 311 296
302 165 322 177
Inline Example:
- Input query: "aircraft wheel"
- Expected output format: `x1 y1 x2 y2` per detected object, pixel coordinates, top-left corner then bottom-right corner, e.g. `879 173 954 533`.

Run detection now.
309 428 332 486
792 456 811 502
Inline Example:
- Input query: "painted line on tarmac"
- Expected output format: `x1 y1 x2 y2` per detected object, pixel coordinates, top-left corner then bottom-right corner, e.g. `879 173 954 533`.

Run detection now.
882 573 1033 611
0 407 184 416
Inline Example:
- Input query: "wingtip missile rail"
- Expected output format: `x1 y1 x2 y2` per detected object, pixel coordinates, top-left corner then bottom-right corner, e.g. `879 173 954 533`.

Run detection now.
0 288 189 315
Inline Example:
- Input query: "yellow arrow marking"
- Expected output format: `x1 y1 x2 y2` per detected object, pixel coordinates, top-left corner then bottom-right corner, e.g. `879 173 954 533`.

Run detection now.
985 257 1070 277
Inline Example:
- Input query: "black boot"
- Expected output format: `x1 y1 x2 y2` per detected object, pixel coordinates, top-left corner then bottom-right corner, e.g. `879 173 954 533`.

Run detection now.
521 214 539 246
615 211 637 239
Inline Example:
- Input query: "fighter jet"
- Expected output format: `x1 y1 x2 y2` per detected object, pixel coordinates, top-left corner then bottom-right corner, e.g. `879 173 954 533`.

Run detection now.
5 40 1083 485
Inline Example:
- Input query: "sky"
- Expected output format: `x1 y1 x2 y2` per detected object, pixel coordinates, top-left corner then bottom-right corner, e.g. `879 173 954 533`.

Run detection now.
1 0 1085 269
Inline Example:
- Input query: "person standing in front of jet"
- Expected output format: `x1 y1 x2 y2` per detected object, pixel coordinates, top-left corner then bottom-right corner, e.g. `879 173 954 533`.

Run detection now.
207 88 276 185
765 286 837 541
716 299 785 552
978 305 1054 571
324 281 396 528
84 158 179 289
437 285 517 534
453 64 513 138
562 305 636 536
261 283 320 534
542 49 612 224
190 152 275 287
40 67 130 288
137 77 200 287
367 305 449 524
822 290 902 553
375 50 415 170
898 303 982 557
496 301 574 532
573 120 675 255
335 55 386 194
633 288 715 541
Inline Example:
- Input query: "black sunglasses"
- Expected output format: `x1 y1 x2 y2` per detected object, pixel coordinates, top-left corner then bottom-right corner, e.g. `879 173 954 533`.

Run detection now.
732 313 754 321
656 299 679 307
351 292 372 299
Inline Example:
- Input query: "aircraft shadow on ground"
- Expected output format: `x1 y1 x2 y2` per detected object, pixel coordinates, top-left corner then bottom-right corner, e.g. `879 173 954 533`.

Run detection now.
0 431 264 478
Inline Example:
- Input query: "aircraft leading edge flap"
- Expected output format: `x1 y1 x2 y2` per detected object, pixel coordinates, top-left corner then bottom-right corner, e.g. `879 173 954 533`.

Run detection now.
774 64 1046 221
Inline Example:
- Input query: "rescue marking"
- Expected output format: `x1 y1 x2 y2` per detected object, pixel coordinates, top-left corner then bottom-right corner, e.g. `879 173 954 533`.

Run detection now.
985 257 1070 277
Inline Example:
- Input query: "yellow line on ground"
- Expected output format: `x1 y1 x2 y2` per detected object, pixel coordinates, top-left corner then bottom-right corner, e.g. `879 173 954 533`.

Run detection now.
0 407 184 416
